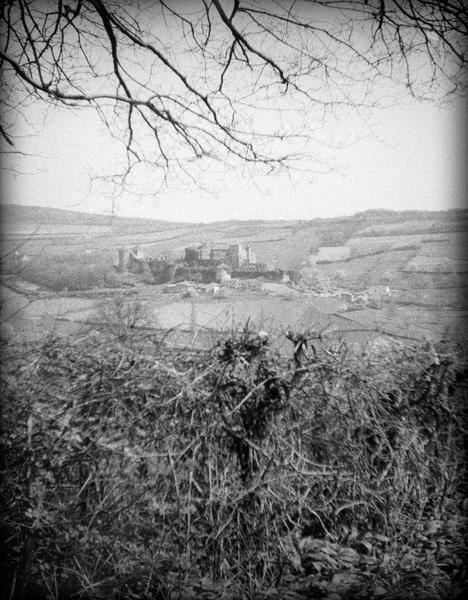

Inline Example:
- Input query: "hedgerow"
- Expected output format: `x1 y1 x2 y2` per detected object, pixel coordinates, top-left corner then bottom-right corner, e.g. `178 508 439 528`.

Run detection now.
4 250 114 291
1 327 467 599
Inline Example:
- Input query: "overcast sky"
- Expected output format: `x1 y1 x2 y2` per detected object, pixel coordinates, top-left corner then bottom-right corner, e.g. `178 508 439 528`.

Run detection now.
3 93 465 223
1 1 466 224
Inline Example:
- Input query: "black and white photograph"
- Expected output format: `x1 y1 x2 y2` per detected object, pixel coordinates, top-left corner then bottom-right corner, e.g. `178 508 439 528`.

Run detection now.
1 1 467 598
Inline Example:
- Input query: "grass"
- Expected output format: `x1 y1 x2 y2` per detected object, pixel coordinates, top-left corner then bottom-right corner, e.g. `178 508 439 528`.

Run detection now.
1 322 467 599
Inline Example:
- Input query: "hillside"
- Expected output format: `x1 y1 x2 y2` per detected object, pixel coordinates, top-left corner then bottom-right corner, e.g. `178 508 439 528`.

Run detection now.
1 203 182 234
2 205 467 311
3 204 467 234
2 204 467 270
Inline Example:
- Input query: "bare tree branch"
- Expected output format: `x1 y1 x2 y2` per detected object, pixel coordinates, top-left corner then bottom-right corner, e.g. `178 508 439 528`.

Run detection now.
0 0 466 182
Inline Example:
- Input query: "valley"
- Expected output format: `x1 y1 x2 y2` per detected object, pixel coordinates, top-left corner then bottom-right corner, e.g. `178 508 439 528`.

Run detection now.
1 205 467 350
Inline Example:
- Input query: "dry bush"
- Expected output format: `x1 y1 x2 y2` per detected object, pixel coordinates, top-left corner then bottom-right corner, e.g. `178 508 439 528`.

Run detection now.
94 296 154 340
1 329 467 599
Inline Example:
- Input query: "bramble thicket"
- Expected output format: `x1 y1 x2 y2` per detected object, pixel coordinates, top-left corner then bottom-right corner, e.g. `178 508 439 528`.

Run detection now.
1 323 467 599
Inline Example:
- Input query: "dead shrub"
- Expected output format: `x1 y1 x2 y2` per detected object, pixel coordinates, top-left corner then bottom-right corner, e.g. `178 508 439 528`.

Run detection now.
94 295 153 339
1 329 467 599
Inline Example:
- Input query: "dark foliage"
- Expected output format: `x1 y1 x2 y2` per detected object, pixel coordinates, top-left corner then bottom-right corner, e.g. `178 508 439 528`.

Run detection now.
1 328 467 599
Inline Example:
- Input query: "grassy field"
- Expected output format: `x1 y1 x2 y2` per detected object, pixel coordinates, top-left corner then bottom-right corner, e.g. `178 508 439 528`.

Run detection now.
311 247 416 286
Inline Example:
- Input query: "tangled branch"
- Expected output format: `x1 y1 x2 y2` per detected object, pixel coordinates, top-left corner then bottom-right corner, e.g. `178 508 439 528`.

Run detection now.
1 0 466 181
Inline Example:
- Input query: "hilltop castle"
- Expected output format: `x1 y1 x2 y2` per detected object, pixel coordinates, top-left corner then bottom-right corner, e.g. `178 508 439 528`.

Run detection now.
184 243 256 269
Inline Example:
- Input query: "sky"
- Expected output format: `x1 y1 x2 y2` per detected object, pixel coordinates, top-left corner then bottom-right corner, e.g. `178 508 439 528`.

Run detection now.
2 95 465 223
1 1 466 223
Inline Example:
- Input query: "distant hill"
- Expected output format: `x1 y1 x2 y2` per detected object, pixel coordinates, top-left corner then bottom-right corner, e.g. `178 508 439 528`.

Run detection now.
3 203 467 232
1 203 467 270
1 204 182 233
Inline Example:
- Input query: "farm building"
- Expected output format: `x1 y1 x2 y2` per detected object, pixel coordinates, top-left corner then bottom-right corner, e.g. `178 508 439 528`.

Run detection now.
13 250 31 266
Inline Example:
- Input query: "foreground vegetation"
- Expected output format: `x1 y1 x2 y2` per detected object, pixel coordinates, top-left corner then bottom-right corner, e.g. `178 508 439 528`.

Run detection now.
1 324 467 599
